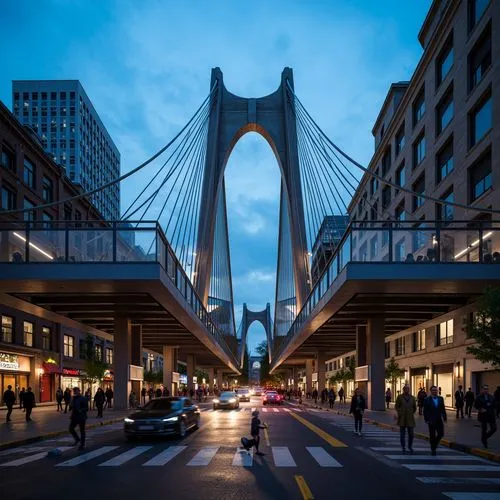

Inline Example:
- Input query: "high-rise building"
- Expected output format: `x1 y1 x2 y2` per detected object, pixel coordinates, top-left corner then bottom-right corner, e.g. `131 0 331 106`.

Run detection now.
12 80 120 220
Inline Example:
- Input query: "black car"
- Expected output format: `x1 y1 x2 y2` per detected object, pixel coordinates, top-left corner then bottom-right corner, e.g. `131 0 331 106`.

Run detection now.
124 397 200 440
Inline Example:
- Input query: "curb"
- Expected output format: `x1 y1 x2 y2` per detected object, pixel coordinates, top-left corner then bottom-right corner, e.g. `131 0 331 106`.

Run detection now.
0 417 124 451
290 401 500 464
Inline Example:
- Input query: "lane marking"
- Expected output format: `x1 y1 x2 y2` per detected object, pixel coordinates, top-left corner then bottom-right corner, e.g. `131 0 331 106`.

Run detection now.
417 477 500 485
99 446 152 466
142 446 187 466
56 446 119 467
186 446 219 466
273 408 280 413
385 454 488 462
403 464 500 471
262 408 268 413
232 447 253 467
443 494 500 500
0 447 72 466
294 475 314 500
306 447 342 467
288 411 347 448
370 447 455 452
272 446 296 467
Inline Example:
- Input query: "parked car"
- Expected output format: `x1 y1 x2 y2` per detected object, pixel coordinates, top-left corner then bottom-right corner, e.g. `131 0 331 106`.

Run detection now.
213 391 239 410
124 397 200 440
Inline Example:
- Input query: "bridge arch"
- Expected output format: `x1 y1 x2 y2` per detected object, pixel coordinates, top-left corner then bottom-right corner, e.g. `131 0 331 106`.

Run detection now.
240 303 273 365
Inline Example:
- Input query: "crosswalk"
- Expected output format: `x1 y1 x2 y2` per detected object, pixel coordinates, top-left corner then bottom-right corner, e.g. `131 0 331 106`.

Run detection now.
199 406 301 414
0 444 342 469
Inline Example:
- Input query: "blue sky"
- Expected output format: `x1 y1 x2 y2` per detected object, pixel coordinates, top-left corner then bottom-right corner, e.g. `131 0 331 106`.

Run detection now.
0 0 432 354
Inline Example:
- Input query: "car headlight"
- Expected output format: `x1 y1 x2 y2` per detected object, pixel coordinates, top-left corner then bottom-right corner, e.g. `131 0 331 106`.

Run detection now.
229 398 236 403
162 416 179 422
213 399 220 403
124 417 134 423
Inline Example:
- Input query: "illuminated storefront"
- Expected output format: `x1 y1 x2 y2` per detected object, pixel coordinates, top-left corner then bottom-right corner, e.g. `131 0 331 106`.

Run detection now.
0 351 31 404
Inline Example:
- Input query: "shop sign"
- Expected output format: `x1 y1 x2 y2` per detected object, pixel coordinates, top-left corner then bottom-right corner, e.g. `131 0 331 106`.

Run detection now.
62 368 81 376
103 369 114 381
42 361 61 374
0 352 19 370
179 374 187 384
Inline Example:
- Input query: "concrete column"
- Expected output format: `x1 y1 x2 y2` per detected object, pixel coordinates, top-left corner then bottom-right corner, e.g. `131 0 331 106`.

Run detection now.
291 367 296 390
356 325 367 394
216 369 223 391
186 354 196 390
367 317 386 411
114 316 132 410
163 346 177 396
130 325 142 399
317 353 328 391
306 359 313 395
207 368 215 390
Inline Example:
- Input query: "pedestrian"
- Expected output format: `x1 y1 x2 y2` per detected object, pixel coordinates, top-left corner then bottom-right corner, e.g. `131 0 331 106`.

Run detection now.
395 384 417 453
3 384 16 422
94 388 105 418
141 387 147 405
328 388 335 409
155 387 162 398
338 387 344 404
56 387 63 412
385 387 392 409
85 388 92 411
105 387 113 408
148 387 154 401
465 387 475 418
312 389 318 404
454 385 465 419
63 387 72 413
320 388 326 405
241 410 267 456
129 390 136 409
475 384 497 448
494 386 500 419
23 387 35 422
417 387 426 415
69 387 88 450
423 385 447 456
349 388 366 436
19 387 25 410
189 388 194 399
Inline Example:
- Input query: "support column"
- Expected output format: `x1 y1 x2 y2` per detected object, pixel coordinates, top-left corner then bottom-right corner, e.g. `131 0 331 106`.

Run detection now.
130 325 142 400
207 368 215 392
186 354 196 390
216 369 223 392
367 318 386 411
305 359 313 396
356 325 367 394
114 316 131 410
317 352 327 392
163 346 177 396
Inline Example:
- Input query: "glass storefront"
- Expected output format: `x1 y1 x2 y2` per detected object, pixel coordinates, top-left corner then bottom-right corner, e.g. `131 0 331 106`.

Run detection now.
434 363 454 407
0 352 31 405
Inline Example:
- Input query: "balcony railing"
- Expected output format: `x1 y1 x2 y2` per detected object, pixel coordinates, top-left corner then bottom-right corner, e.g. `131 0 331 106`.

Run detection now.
0 220 238 367
272 219 500 366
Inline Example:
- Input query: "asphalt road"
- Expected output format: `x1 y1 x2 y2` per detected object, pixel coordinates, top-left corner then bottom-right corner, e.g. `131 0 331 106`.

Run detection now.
0 398 499 500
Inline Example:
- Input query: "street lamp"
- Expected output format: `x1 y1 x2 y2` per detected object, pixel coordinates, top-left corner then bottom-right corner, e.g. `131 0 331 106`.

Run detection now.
37 368 44 401
455 361 461 381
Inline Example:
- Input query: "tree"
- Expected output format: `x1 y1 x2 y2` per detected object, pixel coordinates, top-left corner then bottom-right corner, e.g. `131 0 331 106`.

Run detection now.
335 367 353 390
194 368 209 384
144 370 163 384
385 357 405 392
255 340 271 384
467 287 500 369
81 334 108 390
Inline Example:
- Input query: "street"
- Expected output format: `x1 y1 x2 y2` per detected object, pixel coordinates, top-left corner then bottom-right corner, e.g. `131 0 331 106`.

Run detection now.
1 398 499 500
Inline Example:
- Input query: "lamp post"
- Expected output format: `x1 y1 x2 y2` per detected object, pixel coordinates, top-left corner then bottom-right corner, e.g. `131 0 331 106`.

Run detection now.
36 367 44 402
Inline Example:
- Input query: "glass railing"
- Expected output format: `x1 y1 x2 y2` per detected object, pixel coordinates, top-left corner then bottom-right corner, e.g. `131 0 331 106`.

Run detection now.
0 220 238 367
272 220 500 366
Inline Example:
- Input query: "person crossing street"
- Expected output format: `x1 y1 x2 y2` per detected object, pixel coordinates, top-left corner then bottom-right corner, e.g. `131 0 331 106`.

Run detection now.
69 387 88 450
349 388 366 436
241 410 267 456
423 385 447 456
475 384 497 448
395 384 416 454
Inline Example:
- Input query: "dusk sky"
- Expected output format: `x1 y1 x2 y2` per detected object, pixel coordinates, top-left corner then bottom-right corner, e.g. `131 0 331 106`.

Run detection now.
0 0 432 354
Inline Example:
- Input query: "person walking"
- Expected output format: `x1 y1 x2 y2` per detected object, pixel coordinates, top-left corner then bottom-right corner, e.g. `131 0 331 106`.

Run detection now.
312 388 318 405
494 386 500 419
423 385 447 455
105 387 113 409
349 388 366 436
338 387 344 404
475 384 497 448
3 385 16 422
385 388 392 409
328 388 335 409
141 387 147 406
69 387 88 450
241 410 267 456
155 387 162 398
84 388 92 412
148 387 153 401
63 387 72 414
465 387 475 418
455 385 465 419
23 387 35 422
395 384 417 453
129 390 137 409
417 387 426 415
19 387 25 411
94 388 105 418
56 387 63 412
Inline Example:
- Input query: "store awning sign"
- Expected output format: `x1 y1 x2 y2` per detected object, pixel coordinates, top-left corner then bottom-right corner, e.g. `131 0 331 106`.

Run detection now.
0 353 19 370
62 368 80 376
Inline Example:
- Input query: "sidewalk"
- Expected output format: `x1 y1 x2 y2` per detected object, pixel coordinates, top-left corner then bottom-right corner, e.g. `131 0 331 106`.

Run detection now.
0 404 129 450
294 398 500 462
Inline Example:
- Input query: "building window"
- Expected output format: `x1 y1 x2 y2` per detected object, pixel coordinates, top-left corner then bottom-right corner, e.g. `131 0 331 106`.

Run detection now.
468 23 491 92
436 86 454 136
413 329 426 351
105 348 113 365
436 33 454 87
412 87 425 127
395 162 405 188
64 335 74 358
79 339 87 360
395 201 405 222
23 321 33 347
437 189 454 223
437 319 454 346
42 212 53 230
395 124 405 156
1 148 16 172
381 147 391 176
382 185 391 210
469 149 492 201
1 315 13 343
385 342 391 359
469 91 491 148
95 344 103 362
468 0 490 32
413 133 426 168
42 326 51 350
370 170 379 195
23 158 36 189
23 198 35 223
370 235 378 259
42 176 53 203
412 174 425 211
436 138 454 184
395 337 405 356
1 185 16 210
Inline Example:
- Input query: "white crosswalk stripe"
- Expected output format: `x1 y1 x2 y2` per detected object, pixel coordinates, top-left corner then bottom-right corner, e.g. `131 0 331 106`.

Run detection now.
0 447 73 466
99 446 152 466
272 446 296 467
187 446 219 466
56 446 119 467
232 447 253 466
403 464 500 472
385 455 489 462
370 447 455 452
417 477 500 486
142 446 187 466
306 447 342 468
442 493 500 500
273 408 280 413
